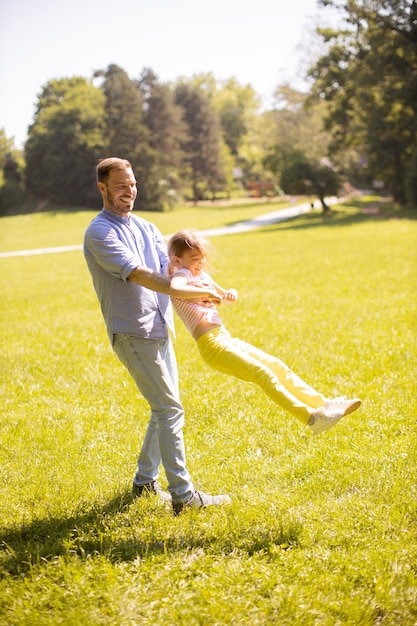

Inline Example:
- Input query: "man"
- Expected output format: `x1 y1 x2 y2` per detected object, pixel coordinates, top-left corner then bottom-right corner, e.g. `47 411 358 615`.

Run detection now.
84 157 230 514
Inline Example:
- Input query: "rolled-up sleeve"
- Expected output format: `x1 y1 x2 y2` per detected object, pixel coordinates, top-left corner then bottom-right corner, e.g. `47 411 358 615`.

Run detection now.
84 209 173 341
84 220 139 282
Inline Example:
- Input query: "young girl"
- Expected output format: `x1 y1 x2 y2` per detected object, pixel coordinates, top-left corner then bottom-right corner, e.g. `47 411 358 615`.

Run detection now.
168 229 361 435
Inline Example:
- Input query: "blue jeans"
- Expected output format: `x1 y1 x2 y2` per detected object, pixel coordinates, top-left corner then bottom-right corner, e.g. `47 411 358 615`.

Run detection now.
113 333 194 501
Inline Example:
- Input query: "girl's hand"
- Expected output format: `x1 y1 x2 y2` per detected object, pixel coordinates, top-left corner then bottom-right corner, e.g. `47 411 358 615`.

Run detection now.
223 288 238 302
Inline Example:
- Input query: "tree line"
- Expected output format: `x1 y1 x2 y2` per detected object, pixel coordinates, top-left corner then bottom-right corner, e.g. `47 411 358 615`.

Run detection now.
0 0 415 215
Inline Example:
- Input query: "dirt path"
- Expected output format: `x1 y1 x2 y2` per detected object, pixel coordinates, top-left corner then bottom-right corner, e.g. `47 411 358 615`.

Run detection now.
0 198 337 259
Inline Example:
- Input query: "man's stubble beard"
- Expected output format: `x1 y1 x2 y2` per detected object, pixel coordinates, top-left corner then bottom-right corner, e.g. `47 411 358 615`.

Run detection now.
106 188 134 216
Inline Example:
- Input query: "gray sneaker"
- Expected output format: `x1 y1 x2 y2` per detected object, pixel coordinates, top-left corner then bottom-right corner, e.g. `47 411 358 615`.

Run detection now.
172 489 231 515
132 480 172 503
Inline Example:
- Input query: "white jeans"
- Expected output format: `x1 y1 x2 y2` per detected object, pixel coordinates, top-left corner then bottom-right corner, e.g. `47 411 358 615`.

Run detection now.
113 333 194 501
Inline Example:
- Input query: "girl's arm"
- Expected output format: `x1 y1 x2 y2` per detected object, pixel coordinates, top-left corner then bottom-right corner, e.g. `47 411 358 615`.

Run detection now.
170 274 222 304
211 279 238 303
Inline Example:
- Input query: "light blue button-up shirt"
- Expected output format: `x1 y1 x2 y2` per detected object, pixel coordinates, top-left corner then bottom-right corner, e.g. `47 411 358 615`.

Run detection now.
84 208 175 343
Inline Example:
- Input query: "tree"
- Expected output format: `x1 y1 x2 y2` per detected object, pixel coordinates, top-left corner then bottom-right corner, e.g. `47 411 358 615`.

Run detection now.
191 73 263 187
262 86 331 162
97 64 154 208
405 146 417 205
214 78 262 189
264 147 340 212
137 68 188 210
261 86 341 206
97 64 148 163
310 0 417 203
0 129 13 188
25 77 107 206
204 75 260 158
0 129 26 215
175 83 225 202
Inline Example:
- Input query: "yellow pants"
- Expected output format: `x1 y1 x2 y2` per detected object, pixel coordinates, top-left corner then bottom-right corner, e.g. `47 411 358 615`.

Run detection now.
197 326 326 424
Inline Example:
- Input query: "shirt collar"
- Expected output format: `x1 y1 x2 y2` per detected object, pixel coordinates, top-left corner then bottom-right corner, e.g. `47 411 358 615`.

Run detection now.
102 207 131 225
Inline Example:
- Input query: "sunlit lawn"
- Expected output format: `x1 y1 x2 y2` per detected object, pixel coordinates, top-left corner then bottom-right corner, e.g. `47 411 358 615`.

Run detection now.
0 197 292 253
1 197 416 625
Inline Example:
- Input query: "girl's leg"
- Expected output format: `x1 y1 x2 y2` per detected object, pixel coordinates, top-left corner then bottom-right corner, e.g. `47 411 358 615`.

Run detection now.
197 327 325 425
235 339 326 409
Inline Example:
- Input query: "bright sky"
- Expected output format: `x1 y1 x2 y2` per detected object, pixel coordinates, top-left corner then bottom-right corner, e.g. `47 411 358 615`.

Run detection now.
0 0 333 149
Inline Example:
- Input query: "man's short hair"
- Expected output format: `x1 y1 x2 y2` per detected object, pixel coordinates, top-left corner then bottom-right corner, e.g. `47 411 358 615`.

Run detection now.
96 157 132 184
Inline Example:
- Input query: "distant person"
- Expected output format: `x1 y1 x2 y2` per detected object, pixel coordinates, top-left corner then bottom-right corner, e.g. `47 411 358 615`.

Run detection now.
84 157 230 514
168 229 361 434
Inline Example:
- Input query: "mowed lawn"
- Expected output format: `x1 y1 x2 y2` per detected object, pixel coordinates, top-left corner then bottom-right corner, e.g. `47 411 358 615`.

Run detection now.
0 198 416 625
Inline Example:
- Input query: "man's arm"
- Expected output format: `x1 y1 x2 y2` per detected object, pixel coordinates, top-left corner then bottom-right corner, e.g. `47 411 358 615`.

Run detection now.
128 266 171 294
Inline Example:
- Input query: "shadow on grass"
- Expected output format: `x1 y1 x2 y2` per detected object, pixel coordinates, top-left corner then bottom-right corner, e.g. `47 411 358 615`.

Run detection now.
1 490 301 577
0 491 131 576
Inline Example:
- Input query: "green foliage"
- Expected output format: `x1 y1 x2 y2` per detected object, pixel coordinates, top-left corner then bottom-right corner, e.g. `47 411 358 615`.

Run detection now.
6 8 417 214
261 88 343 204
190 73 262 189
0 129 13 187
0 179 28 215
137 69 188 210
97 64 162 210
98 64 148 163
25 77 108 207
264 146 340 210
0 130 27 215
312 0 417 202
265 86 331 162
175 83 225 202
196 73 261 159
0 69 353 214
1 199 416 624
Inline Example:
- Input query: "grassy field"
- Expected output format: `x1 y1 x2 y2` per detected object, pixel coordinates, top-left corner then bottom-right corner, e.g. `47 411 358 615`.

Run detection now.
0 197 291 253
1 197 416 625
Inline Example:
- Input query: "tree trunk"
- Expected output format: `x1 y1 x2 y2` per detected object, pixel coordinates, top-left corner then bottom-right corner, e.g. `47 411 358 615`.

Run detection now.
319 190 330 213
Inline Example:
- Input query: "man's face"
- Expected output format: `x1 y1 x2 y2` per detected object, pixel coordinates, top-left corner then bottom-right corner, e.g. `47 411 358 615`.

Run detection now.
99 167 137 216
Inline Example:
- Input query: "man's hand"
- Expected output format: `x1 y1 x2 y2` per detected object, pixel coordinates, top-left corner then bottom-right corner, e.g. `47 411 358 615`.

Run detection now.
202 290 222 306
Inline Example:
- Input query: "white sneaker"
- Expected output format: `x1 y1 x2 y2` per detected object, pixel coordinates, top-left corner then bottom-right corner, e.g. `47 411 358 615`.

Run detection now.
309 397 361 435
324 397 361 417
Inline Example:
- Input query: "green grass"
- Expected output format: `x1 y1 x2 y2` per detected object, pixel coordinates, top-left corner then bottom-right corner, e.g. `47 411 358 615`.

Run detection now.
1 198 416 625
0 197 292 253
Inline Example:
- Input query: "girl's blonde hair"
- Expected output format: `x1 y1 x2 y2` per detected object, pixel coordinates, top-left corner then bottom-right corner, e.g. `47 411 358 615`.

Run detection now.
167 229 214 275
